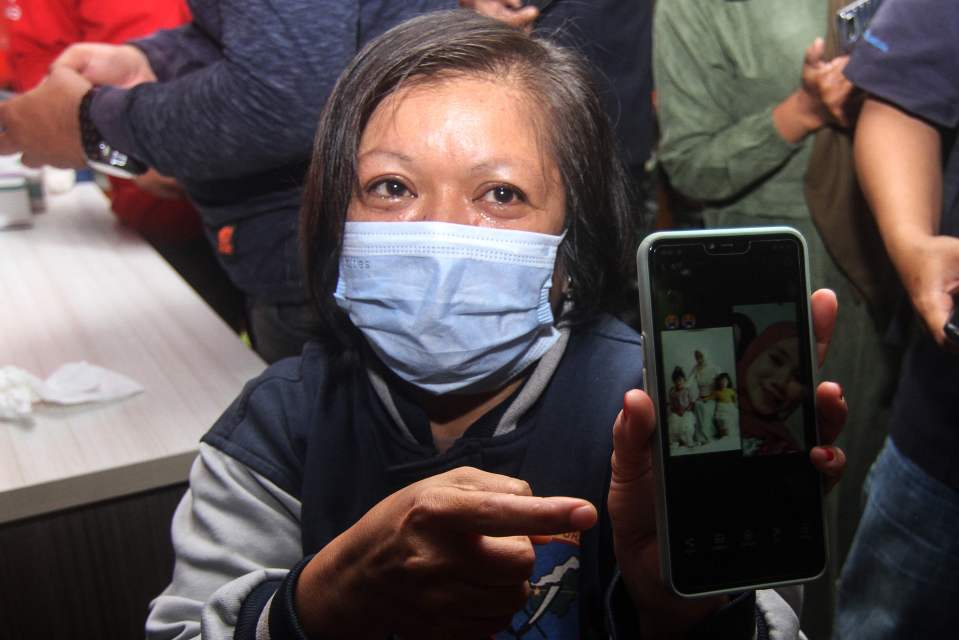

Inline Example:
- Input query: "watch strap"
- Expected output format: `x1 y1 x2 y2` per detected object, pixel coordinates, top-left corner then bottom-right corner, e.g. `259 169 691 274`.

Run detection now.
78 87 148 177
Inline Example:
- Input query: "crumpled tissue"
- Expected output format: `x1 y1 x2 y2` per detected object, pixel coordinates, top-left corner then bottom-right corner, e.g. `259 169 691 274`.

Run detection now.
0 362 143 421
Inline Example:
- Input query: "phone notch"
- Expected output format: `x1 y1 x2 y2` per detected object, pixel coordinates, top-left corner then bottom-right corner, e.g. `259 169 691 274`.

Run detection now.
704 238 750 255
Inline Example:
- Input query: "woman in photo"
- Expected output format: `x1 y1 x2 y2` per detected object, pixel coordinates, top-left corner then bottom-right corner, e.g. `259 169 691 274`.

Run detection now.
739 322 806 456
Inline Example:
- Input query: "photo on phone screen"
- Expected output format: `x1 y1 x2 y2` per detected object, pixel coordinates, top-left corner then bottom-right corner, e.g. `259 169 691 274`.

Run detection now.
638 228 825 597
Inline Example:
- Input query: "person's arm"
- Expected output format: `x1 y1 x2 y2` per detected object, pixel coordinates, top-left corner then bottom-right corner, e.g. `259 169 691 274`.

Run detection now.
147 444 304 640
127 24 221 83
854 97 959 345
76 2 357 181
654 2 849 202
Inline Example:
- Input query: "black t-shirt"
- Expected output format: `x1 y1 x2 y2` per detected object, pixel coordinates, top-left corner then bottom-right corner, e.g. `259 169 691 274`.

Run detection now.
845 0 959 488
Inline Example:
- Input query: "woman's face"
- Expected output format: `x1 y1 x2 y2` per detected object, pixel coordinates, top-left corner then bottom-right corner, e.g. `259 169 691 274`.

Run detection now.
347 75 566 235
744 336 804 417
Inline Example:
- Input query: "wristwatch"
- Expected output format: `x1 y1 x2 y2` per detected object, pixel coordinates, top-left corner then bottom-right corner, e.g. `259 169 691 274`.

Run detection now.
78 88 148 178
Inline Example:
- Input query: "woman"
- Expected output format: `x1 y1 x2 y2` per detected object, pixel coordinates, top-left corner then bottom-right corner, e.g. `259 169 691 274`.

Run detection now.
738 323 806 456
146 12 847 640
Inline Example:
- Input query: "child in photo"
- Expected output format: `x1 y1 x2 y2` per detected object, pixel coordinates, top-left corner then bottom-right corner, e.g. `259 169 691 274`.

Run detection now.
668 366 697 447
711 372 738 438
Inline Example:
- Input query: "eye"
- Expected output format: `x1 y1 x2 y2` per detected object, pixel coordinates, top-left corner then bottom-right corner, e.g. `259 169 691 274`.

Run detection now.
368 178 413 199
481 184 526 205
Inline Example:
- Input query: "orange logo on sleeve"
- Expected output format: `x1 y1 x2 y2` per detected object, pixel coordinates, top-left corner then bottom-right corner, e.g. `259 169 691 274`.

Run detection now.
217 225 235 256
552 531 581 546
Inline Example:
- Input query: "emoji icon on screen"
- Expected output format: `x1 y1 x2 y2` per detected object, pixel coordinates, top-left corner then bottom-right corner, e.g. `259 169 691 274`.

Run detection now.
681 313 696 328
665 314 679 329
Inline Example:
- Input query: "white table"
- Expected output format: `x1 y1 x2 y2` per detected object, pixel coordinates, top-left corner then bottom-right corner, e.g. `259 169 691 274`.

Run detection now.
0 183 266 524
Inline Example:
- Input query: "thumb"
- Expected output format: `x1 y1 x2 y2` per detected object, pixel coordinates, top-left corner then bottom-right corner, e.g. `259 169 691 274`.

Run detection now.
51 44 94 74
611 389 656 482
804 37 825 67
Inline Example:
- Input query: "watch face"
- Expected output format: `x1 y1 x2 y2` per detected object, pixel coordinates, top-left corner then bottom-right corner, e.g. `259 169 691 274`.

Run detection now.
87 160 141 180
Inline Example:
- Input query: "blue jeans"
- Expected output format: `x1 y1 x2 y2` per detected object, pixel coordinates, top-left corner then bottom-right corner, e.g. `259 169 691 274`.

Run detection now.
834 439 959 639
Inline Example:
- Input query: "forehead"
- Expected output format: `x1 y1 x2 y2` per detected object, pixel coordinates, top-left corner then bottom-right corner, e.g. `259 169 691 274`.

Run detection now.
359 73 549 156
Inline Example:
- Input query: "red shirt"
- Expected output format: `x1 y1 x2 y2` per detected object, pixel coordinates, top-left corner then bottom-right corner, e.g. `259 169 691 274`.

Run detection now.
4 0 202 244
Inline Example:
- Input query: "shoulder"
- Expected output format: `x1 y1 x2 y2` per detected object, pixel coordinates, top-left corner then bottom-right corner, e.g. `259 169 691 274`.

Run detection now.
846 0 959 127
572 314 643 349
201 341 347 497
562 314 644 387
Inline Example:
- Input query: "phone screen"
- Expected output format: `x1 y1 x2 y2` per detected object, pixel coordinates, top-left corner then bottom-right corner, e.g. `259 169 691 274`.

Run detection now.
645 232 825 595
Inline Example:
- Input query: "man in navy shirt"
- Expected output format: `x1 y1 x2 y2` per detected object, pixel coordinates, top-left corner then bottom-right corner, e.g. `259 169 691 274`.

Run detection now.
839 0 959 637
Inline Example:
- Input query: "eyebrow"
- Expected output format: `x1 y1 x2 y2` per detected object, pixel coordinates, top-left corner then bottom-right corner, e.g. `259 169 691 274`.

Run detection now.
356 149 413 163
355 151 539 181
468 159 519 174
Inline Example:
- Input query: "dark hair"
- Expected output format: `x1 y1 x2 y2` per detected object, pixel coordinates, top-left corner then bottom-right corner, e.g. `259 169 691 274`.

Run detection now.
715 372 732 388
672 366 686 384
301 10 636 348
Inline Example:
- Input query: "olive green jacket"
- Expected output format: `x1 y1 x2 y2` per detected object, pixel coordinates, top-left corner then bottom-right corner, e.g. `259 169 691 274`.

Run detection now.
654 0 825 220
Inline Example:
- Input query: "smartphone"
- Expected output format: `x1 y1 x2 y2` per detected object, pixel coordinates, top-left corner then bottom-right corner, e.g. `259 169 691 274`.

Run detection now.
836 0 883 53
636 227 826 597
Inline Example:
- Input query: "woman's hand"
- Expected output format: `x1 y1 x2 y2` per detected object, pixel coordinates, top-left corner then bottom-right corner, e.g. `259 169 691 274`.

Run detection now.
607 289 848 637
809 289 847 490
295 466 597 639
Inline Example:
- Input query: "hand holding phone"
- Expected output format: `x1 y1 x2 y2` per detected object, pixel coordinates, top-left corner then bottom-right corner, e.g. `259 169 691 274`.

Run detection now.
635 228 830 597
607 338 845 628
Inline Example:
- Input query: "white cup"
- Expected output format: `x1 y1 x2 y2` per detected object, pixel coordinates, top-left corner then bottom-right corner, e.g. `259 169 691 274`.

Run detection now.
0 175 33 229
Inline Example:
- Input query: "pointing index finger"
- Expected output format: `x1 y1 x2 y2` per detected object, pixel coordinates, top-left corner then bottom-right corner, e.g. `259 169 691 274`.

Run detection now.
414 488 597 537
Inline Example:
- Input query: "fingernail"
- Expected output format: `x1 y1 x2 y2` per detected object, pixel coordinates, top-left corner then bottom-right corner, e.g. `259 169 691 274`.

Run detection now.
824 448 835 462
571 504 596 530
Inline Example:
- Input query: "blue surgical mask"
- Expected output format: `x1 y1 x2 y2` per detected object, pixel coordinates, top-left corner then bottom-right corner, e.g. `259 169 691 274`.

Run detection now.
334 221 564 395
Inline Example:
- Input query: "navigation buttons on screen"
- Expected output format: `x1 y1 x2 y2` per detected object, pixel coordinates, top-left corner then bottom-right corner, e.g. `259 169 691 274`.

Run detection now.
711 531 728 552
770 526 783 544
